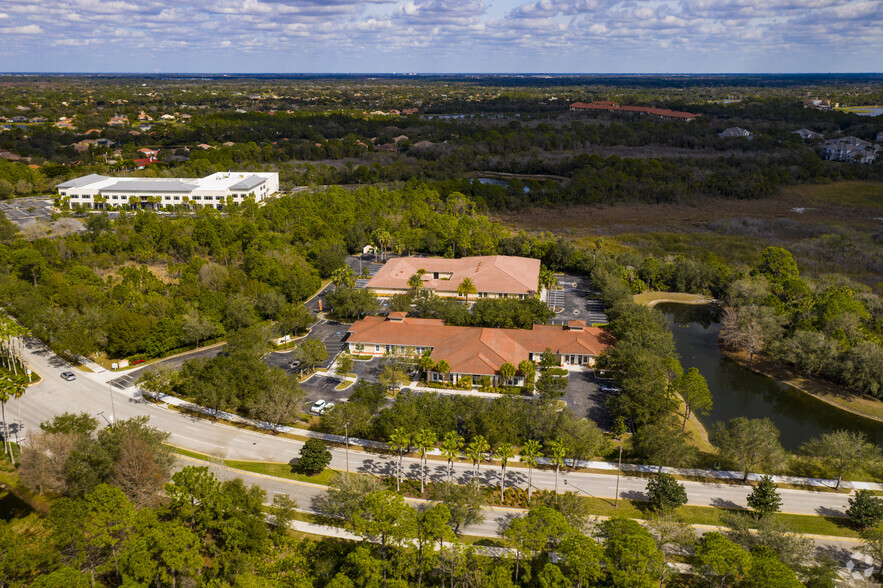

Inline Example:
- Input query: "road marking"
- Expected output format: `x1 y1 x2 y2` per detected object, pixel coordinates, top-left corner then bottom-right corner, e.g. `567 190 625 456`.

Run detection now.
173 434 225 449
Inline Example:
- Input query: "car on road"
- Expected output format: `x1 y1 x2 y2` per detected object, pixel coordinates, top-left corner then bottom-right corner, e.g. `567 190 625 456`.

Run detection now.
310 399 327 414
60 371 76 381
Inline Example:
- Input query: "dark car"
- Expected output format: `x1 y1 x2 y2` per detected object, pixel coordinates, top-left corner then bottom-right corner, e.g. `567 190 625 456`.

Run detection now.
60 371 76 381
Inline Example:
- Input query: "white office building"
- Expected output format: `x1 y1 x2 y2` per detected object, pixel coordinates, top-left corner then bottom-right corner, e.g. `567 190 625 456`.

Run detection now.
56 171 280 210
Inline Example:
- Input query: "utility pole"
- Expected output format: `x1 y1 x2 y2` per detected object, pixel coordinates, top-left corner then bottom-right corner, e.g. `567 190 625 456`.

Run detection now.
614 443 623 508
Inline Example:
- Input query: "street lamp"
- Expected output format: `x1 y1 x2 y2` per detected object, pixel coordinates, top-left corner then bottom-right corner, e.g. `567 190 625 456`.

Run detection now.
344 422 350 477
108 383 117 424
97 411 114 428
614 443 623 508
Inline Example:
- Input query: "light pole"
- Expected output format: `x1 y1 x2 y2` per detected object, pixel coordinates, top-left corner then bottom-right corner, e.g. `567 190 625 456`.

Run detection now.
614 443 623 508
108 383 117 425
97 411 114 428
344 422 350 477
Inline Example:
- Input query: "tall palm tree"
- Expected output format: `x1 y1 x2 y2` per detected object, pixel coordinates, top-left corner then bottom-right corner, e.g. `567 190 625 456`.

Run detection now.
388 427 411 492
538 266 558 295
520 440 542 501
414 429 437 495
440 431 464 482
547 439 568 494
465 435 489 483
457 277 477 303
494 443 515 501
407 272 423 294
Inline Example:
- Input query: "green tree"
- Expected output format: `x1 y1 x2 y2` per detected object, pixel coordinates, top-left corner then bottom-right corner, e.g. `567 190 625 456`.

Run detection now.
350 490 416 586
440 431 464 482
848 490 883 529
499 362 516 386
694 532 751 588
676 367 712 430
465 435 489 482
747 545 802 587
540 347 558 368
518 359 536 390
520 439 543 501
249 373 304 433
756 246 800 280
546 439 567 494
430 481 485 535
413 504 455 588
645 473 688 512
860 521 883 576
801 430 881 490
711 417 787 482
414 428 437 495
558 530 604 588
747 475 782 518
535 371 567 400
408 272 423 293
296 439 332 475
457 277 477 302
539 266 559 293
388 427 410 492
434 359 451 383
336 352 354 377
118 511 203 587
600 517 665 588
294 338 328 374
503 507 569 583
332 265 357 289
633 419 696 473
494 443 515 501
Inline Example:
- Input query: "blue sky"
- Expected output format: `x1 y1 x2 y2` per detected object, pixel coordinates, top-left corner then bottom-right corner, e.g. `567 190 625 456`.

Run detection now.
0 0 880 73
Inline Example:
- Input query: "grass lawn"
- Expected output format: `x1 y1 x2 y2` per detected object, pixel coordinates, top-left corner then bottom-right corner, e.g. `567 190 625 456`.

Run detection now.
168 445 338 486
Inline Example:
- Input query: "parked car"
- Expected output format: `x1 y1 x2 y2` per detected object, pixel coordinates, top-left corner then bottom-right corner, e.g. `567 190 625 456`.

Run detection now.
60 371 76 381
310 399 327 414
320 402 335 415
600 385 621 394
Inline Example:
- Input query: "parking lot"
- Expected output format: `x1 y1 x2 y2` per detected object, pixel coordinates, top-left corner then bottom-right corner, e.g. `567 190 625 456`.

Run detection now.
548 273 608 325
563 369 613 428
0 197 56 228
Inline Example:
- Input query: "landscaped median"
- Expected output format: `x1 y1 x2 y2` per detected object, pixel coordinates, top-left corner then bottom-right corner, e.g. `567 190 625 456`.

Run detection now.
143 384 883 492
167 444 864 541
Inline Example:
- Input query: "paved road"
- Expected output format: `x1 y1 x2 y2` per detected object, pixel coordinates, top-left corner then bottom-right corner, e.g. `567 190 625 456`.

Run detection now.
14 334 857 522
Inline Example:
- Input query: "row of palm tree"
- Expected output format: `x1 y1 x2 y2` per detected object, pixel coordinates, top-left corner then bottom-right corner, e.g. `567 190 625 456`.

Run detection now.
387 428 572 501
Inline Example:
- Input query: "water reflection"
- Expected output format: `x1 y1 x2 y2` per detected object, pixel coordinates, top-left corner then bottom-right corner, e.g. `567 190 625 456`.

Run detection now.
657 302 883 450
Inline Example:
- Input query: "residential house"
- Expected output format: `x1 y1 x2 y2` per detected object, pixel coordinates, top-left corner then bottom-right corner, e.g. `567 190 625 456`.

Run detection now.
138 112 153 121
345 314 612 386
108 115 129 126
365 255 546 301
793 128 823 141
824 137 880 164
719 127 752 138
137 148 159 158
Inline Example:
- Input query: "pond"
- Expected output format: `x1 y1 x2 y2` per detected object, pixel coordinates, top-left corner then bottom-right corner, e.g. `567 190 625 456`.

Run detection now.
657 302 883 450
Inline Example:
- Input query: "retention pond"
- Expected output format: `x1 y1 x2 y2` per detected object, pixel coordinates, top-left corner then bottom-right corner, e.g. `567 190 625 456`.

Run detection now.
658 302 883 450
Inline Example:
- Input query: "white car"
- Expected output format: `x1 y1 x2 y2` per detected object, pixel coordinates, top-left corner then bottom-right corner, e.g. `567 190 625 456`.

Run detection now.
310 399 327 414
320 403 335 415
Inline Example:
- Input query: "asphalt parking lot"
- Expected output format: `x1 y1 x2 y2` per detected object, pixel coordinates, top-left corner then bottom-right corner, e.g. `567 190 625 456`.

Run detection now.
563 369 612 428
548 273 608 325
0 197 56 228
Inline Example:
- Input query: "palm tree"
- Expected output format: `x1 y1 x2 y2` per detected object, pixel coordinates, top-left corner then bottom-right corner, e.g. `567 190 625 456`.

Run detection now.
520 440 542 501
414 429 437 495
407 272 423 294
465 435 489 483
332 266 356 290
0 377 20 464
434 360 451 384
547 439 567 494
372 229 392 262
440 431 464 482
494 443 515 502
499 362 516 387
457 277 477 303
538 266 558 295
388 427 411 492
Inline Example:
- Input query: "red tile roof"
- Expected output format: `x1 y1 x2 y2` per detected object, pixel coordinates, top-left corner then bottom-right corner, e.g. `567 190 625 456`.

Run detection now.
570 101 700 120
366 255 541 296
347 316 612 376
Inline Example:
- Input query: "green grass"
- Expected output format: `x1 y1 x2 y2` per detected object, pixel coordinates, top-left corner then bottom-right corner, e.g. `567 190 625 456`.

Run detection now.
168 445 338 485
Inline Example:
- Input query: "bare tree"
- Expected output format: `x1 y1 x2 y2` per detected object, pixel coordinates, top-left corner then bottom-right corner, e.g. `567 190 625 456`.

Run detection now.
110 433 166 508
18 431 78 495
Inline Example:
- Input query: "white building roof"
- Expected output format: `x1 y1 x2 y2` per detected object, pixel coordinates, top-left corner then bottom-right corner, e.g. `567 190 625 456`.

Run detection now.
56 172 275 195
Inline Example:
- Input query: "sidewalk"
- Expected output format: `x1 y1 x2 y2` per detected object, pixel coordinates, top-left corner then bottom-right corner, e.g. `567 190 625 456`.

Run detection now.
141 383 883 492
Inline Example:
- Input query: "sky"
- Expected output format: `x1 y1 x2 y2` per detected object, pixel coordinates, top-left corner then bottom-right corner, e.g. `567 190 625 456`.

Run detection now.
0 0 880 73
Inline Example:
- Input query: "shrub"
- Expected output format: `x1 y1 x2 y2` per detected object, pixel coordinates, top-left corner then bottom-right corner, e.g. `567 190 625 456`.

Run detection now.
847 490 883 529
646 473 687 511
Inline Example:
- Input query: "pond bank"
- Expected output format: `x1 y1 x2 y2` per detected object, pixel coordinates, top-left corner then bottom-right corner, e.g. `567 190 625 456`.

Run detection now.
721 349 883 426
